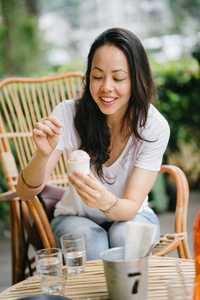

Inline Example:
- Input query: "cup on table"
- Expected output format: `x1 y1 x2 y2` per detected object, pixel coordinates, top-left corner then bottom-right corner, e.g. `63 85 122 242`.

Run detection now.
60 232 86 275
35 248 63 293
167 277 199 300
100 247 148 300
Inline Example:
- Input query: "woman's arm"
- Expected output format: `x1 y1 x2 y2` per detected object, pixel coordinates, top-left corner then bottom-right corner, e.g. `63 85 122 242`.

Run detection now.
68 166 158 221
104 166 158 220
16 116 63 201
16 149 62 201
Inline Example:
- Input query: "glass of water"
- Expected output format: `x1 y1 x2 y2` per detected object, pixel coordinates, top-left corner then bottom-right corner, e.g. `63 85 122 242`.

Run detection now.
35 248 63 293
60 233 86 275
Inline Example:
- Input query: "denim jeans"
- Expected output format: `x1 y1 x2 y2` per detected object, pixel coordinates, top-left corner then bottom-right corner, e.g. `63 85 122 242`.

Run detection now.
50 206 160 260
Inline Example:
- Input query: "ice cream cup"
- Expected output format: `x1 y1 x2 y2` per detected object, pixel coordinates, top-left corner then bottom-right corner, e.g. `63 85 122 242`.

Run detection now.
67 159 90 175
67 150 90 175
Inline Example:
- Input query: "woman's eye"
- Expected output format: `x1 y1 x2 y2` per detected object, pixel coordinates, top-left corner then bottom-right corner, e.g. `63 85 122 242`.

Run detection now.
93 76 102 80
114 78 124 82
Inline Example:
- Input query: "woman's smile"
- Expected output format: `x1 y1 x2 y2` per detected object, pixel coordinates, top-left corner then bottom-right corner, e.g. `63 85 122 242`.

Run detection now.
100 96 118 106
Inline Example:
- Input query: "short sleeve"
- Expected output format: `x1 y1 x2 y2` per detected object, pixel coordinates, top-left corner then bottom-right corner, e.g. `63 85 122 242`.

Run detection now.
50 99 79 151
134 105 170 171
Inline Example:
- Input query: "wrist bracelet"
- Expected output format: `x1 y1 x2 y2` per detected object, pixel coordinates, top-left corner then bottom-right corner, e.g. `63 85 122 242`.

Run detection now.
20 170 43 189
100 196 119 214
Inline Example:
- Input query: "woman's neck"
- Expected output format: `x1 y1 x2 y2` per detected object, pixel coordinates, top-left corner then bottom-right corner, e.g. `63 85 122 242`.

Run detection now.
104 117 131 167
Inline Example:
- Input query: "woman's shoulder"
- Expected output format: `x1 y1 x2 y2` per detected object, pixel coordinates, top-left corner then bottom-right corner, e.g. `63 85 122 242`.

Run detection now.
57 98 79 109
145 104 170 139
148 104 169 127
51 98 79 117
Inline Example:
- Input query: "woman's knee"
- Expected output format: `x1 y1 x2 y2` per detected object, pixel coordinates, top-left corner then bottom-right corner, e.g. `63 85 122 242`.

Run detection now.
85 225 109 260
108 209 160 249
108 221 128 248
51 215 109 260
134 208 160 245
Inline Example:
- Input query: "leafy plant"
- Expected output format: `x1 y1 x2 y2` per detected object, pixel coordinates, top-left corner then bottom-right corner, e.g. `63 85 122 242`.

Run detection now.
152 58 200 187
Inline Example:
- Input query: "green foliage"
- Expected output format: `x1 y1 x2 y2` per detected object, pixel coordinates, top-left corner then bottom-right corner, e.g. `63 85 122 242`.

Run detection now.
169 0 200 33
0 0 48 79
151 58 200 187
152 58 200 150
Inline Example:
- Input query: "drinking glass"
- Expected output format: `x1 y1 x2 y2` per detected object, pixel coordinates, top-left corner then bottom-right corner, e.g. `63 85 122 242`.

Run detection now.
60 233 86 275
35 248 63 293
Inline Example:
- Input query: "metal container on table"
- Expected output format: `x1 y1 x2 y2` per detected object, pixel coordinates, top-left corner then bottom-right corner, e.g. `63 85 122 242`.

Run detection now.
100 247 148 300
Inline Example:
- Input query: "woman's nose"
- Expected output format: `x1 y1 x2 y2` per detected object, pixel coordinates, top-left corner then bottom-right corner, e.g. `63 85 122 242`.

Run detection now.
100 78 114 92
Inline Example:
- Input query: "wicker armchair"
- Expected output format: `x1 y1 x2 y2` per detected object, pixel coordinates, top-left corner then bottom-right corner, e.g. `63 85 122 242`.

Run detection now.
0 72 191 284
0 72 84 284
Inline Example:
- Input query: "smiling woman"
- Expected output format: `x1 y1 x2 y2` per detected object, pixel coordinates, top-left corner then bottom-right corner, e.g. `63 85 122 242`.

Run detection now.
16 27 170 261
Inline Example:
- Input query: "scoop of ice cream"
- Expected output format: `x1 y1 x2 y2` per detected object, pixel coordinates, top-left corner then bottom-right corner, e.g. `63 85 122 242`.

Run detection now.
68 150 90 163
67 150 90 175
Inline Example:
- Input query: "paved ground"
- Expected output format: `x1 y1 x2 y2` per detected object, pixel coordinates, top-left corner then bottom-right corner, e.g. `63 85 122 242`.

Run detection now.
0 190 199 292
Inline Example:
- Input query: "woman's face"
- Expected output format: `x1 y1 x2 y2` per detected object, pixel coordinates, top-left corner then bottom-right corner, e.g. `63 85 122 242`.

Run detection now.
90 44 132 120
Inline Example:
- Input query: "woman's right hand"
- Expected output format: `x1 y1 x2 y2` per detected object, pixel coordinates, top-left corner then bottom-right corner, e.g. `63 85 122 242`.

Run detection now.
33 116 63 157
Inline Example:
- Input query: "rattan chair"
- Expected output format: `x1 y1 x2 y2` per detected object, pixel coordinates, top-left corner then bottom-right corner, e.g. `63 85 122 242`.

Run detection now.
0 72 84 284
0 72 191 284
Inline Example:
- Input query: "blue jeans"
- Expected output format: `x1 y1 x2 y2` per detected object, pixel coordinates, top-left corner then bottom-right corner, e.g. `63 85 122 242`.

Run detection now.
50 206 160 260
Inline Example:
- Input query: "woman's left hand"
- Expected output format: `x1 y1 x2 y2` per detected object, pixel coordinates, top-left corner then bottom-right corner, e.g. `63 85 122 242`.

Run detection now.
68 171 115 210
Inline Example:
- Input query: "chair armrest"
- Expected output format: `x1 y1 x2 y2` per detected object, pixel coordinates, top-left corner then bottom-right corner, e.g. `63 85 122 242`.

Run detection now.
152 234 182 256
0 190 18 202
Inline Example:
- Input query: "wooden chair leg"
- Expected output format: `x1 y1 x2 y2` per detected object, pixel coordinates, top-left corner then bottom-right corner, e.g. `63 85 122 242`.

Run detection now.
10 201 26 284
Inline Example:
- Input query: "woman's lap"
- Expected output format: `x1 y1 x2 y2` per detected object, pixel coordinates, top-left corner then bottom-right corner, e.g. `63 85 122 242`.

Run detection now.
109 206 160 248
50 215 109 260
50 206 160 260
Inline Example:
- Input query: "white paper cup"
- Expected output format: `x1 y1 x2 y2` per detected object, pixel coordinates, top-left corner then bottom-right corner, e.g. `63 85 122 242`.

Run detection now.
67 159 90 175
100 247 148 300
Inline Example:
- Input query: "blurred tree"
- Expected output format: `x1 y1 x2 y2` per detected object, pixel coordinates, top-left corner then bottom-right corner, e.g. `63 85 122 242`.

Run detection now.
169 0 200 34
0 0 47 78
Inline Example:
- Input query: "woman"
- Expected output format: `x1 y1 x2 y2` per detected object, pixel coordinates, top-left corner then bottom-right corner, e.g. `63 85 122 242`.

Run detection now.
16 28 170 260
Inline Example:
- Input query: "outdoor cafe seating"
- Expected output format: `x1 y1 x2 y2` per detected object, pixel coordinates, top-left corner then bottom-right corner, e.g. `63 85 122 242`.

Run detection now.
0 72 191 288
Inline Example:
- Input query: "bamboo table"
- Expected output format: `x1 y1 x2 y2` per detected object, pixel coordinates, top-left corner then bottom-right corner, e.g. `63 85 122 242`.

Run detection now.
0 256 195 300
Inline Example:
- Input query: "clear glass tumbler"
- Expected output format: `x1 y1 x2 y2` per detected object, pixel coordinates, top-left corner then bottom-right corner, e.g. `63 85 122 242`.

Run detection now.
35 248 63 293
61 232 86 275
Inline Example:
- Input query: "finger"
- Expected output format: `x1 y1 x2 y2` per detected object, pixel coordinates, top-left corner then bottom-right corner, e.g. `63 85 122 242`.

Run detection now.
73 170 97 187
88 171 96 180
41 119 62 134
33 128 47 137
34 121 61 136
75 188 97 207
68 172 97 198
72 171 104 200
34 122 54 136
41 116 63 127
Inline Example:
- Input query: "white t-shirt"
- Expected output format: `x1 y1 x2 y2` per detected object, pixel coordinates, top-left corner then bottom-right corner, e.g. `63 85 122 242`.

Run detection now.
51 99 170 224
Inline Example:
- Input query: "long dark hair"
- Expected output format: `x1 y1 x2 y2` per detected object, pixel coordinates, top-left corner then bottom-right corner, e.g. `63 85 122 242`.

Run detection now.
74 27 157 181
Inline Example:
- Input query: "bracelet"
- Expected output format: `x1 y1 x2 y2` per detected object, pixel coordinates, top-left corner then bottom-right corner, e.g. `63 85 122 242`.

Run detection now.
99 196 119 214
20 170 43 189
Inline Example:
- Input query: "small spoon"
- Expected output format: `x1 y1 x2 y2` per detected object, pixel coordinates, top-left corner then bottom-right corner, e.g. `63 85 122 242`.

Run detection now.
65 140 73 151
63 136 73 161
